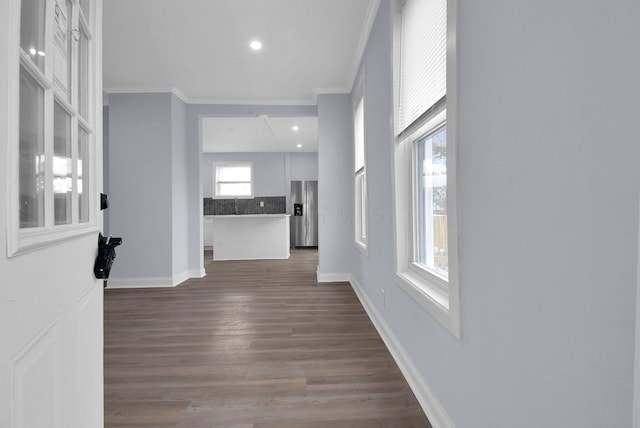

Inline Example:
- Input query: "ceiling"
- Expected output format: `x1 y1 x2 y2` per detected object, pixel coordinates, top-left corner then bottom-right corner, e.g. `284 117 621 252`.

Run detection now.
201 116 318 153
103 0 378 152
103 0 379 105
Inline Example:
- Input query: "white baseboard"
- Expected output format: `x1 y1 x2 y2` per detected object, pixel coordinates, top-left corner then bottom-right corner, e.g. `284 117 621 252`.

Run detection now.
106 276 177 289
107 270 206 289
172 271 191 287
316 271 351 282
349 275 456 428
190 268 206 279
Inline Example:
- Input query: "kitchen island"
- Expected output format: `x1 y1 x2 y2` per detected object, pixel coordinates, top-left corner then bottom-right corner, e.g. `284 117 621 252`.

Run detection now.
210 214 290 260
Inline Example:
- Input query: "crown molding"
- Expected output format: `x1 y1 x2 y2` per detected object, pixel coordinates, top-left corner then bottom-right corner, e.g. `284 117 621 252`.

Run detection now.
103 86 319 106
345 0 381 96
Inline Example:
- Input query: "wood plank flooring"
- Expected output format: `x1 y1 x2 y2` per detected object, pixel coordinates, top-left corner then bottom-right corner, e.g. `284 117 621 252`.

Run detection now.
104 250 431 428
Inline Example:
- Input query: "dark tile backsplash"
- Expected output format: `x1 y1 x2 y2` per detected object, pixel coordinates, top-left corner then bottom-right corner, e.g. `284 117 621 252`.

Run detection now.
204 196 286 215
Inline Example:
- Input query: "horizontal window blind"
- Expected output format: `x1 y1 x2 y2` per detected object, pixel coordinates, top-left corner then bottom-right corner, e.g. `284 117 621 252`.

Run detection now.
398 0 447 134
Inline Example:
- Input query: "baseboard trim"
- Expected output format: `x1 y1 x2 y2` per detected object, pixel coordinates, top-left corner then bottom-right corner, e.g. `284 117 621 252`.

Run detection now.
106 277 177 289
172 271 191 287
316 271 351 282
190 268 206 279
349 276 456 428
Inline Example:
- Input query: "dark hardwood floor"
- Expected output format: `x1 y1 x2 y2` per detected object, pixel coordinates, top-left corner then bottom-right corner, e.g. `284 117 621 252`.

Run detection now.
104 250 431 427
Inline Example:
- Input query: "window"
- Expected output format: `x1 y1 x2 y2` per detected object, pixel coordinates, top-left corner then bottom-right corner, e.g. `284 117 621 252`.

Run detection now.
214 162 254 198
9 0 98 256
392 0 460 337
353 74 368 252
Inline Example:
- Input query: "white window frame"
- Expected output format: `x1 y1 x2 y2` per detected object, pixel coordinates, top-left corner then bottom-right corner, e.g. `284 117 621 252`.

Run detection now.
353 71 368 254
213 161 254 199
7 0 99 257
392 0 461 338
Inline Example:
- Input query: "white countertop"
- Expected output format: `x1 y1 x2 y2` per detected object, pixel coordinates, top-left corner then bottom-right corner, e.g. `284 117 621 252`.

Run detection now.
208 214 290 218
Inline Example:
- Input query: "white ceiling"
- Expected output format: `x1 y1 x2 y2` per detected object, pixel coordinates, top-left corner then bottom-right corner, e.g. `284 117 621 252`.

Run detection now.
201 116 318 153
103 0 379 105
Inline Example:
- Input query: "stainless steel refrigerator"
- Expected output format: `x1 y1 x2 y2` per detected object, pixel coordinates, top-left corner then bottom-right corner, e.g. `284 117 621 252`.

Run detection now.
290 180 318 248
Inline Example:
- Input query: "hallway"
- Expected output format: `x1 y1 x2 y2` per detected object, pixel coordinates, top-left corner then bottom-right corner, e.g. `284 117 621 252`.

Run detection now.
104 250 430 427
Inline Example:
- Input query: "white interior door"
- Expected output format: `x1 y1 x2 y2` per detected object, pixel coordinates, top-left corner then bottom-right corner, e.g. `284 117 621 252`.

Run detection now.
0 0 104 426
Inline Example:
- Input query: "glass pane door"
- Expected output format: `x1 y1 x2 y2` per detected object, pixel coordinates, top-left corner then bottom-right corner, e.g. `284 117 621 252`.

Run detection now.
19 67 45 228
53 102 72 225
20 0 47 71
78 127 90 223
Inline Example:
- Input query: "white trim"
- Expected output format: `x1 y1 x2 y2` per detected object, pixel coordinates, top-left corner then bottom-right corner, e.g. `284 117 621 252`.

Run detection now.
316 271 351 283
391 0 461 340
349 276 456 428
190 268 206 279
354 239 369 257
633 193 640 428
313 86 351 95
103 87 318 106
345 0 381 97
7 0 101 258
172 271 190 287
106 277 178 289
106 269 207 289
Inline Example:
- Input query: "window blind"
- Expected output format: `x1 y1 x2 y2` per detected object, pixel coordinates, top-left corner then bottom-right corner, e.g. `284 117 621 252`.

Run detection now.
397 0 447 134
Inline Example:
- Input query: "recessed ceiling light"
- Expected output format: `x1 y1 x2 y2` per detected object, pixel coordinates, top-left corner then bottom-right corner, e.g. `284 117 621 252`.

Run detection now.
250 40 262 51
292 125 299 132
296 143 302 148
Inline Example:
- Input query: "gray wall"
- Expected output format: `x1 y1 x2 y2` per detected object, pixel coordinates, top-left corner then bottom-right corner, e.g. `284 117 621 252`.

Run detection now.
290 152 319 181
171 95 189 278
108 93 174 279
326 1 640 427
107 93 192 281
317 94 353 276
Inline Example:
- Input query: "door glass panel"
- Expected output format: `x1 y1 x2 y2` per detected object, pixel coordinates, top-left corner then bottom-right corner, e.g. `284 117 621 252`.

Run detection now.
79 0 90 20
52 0 73 102
416 126 448 278
20 0 47 71
53 102 72 225
78 127 90 223
78 24 89 120
19 67 45 228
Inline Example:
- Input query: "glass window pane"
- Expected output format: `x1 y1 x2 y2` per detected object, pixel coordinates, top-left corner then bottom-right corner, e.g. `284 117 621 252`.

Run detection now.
78 128 90 223
20 0 46 71
54 102 72 225
416 126 448 278
78 25 89 119
217 165 251 182
79 0 90 19
217 183 251 197
19 67 45 228
355 170 367 241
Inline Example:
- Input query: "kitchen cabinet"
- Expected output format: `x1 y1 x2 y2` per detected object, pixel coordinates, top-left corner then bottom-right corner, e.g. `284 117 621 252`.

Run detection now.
210 214 290 260
203 215 214 248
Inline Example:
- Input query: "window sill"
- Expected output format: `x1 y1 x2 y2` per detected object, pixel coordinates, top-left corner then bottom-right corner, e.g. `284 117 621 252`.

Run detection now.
354 239 369 257
395 267 461 339
212 195 254 200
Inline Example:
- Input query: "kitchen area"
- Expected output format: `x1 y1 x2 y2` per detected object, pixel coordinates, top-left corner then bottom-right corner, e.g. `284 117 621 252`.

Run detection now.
201 116 319 261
